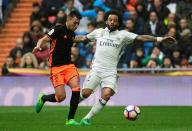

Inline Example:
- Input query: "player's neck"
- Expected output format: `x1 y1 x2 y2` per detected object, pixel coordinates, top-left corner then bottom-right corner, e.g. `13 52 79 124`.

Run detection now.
106 27 117 32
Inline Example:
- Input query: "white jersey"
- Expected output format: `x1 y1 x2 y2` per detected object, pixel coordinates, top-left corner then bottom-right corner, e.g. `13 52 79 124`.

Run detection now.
87 27 138 73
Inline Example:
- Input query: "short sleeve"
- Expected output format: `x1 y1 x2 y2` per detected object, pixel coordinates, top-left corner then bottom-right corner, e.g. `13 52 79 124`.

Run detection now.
86 29 101 41
47 25 62 40
121 31 138 44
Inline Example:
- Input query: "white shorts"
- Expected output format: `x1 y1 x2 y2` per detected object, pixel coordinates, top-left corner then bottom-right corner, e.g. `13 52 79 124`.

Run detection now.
83 70 118 93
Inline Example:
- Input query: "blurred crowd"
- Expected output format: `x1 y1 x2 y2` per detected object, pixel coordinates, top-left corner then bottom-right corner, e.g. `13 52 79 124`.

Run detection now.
0 0 9 25
2 0 192 75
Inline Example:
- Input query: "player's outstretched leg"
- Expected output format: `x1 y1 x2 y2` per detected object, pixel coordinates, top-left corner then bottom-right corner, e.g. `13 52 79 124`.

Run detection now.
80 98 107 125
80 87 114 125
35 93 59 113
35 85 66 113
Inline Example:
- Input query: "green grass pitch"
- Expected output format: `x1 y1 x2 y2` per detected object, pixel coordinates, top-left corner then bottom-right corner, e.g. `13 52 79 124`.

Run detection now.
0 106 192 131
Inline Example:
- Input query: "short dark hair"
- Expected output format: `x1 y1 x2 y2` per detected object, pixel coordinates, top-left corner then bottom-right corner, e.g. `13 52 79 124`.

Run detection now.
32 2 39 7
126 18 135 23
68 10 82 20
104 10 122 27
148 10 159 19
88 22 96 27
163 56 171 61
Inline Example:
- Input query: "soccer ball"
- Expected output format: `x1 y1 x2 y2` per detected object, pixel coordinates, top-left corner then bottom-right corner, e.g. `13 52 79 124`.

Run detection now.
124 105 140 120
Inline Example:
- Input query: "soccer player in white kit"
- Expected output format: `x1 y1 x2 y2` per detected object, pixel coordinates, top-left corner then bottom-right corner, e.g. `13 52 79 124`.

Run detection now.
74 10 175 125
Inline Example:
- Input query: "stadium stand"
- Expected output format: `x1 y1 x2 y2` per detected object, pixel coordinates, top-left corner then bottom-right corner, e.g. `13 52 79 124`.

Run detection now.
0 0 42 75
1 0 192 76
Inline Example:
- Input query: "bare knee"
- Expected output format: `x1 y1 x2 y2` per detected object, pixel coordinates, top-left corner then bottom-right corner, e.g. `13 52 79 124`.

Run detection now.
101 88 114 101
101 93 112 101
81 89 92 98
55 94 66 102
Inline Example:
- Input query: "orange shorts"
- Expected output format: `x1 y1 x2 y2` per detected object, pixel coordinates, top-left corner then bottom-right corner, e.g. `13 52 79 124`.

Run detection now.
50 64 79 88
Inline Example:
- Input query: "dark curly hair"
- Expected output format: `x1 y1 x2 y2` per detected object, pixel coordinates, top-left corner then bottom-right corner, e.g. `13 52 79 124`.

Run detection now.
104 10 122 28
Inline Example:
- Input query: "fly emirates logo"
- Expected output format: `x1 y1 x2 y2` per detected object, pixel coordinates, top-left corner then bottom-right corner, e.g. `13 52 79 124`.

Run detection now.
99 39 119 48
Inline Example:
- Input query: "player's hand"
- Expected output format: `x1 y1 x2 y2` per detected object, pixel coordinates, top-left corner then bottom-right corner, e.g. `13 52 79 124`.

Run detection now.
162 36 176 44
32 46 42 53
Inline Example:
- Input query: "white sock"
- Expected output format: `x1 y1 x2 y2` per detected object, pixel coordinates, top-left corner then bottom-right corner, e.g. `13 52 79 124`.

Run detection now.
83 98 107 120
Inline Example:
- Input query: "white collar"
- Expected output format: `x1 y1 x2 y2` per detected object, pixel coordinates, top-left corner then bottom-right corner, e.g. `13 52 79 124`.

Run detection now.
149 21 157 25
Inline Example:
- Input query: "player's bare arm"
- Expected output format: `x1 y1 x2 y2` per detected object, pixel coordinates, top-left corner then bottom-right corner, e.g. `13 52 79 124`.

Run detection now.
32 35 50 53
73 36 89 43
135 35 176 44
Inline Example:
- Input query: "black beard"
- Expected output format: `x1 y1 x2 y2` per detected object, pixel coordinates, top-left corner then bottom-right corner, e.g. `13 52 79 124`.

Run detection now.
107 25 117 32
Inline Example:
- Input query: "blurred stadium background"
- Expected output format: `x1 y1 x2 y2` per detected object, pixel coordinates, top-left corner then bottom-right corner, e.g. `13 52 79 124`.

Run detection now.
0 0 192 130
